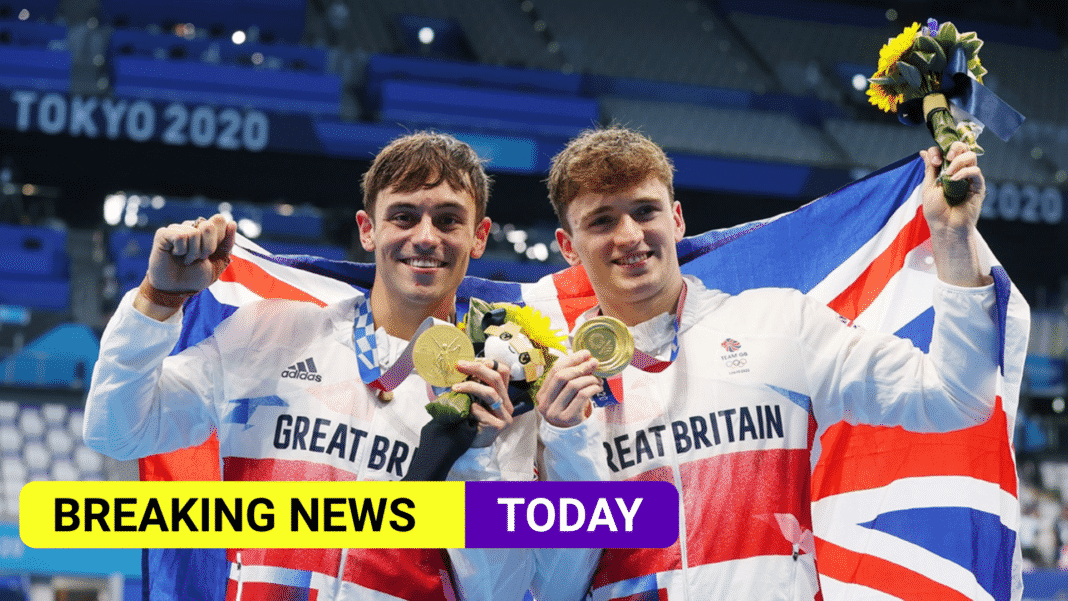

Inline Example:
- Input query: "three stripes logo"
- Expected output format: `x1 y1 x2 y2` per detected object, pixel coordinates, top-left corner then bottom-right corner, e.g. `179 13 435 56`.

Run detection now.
281 357 322 382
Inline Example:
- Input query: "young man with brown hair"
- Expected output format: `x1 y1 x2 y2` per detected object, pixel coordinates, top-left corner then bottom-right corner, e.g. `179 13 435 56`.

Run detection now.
533 126 1010 600
84 132 602 600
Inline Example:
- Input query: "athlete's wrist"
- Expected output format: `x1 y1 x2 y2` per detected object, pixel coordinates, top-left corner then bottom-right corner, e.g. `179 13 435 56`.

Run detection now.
134 277 191 321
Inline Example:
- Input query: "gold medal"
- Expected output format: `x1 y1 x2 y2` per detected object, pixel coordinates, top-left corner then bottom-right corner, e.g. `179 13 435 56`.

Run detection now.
412 324 475 388
572 316 634 378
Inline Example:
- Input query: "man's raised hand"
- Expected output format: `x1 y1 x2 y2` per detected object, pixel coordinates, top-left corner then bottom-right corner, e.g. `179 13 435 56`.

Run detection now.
919 142 992 288
135 214 237 320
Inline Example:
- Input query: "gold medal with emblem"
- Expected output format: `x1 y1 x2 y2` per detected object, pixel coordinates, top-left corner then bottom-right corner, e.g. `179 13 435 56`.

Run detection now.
413 324 476 387
572 316 634 378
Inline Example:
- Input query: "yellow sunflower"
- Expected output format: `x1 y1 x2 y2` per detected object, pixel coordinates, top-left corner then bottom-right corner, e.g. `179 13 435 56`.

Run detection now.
866 82 900 113
867 22 921 113
495 303 567 352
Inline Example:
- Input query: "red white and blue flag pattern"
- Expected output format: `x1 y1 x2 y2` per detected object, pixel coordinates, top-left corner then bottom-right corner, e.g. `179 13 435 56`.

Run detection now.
139 155 1027 601
720 338 741 353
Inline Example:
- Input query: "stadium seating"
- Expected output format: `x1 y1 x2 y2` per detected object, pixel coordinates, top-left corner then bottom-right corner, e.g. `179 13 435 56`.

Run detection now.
109 27 329 72
824 118 1055 185
335 0 561 70
0 223 66 278
1019 120 1068 178
101 1 328 115
0 0 58 21
363 53 596 141
531 0 772 92
602 97 846 166
108 28 210 61
111 55 342 115
979 42 1068 125
0 18 63 47
0 399 106 522
0 224 69 311
364 53 581 101
215 38 328 72
730 11 892 69
99 0 306 44
379 79 597 139
258 206 325 240
0 19 68 91
107 228 154 292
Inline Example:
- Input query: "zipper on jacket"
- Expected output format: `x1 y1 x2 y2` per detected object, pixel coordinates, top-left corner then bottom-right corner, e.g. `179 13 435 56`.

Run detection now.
659 385 690 601
791 548 798 601
332 547 350 599
234 551 243 601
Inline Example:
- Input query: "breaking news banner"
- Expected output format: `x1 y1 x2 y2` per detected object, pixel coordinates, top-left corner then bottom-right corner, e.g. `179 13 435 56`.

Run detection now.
17 481 679 549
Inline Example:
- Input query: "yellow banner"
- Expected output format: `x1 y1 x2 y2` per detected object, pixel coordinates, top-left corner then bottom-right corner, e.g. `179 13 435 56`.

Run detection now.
19 481 465 549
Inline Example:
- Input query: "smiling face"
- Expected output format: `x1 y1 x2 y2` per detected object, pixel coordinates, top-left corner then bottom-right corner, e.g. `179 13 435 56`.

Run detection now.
357 181 490 337
556 176 686 326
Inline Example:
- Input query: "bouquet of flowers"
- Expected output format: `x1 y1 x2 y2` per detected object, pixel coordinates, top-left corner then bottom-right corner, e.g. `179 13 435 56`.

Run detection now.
867 19 1024 204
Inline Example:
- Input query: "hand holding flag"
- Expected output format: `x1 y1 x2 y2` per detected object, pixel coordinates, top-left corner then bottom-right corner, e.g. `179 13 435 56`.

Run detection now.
137 214 238 320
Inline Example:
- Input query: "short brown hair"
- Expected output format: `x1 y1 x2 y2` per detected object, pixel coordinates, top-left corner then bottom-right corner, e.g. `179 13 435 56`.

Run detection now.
547 127 675 231
361 132 491 222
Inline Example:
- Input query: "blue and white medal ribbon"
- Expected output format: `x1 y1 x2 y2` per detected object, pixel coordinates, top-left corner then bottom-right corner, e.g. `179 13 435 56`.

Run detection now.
351 294 437 395
588 282 687 407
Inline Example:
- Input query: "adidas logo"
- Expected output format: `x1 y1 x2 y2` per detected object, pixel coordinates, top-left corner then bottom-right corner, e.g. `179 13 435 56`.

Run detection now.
281 357 322 382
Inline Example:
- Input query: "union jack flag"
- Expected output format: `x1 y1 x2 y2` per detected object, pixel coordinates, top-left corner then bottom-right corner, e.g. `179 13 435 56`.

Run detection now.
139 155 1027 601
720 338 741 352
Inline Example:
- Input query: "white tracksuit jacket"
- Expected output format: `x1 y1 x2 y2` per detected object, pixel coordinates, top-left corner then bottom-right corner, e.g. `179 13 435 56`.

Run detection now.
539 276 1012 601
84 290 605 601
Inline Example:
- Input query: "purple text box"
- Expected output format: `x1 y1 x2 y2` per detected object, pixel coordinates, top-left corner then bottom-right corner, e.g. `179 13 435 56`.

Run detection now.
464 481 678 548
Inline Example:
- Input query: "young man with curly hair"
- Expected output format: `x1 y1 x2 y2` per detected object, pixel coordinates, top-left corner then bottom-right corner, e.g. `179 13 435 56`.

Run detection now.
533 126 1008 600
